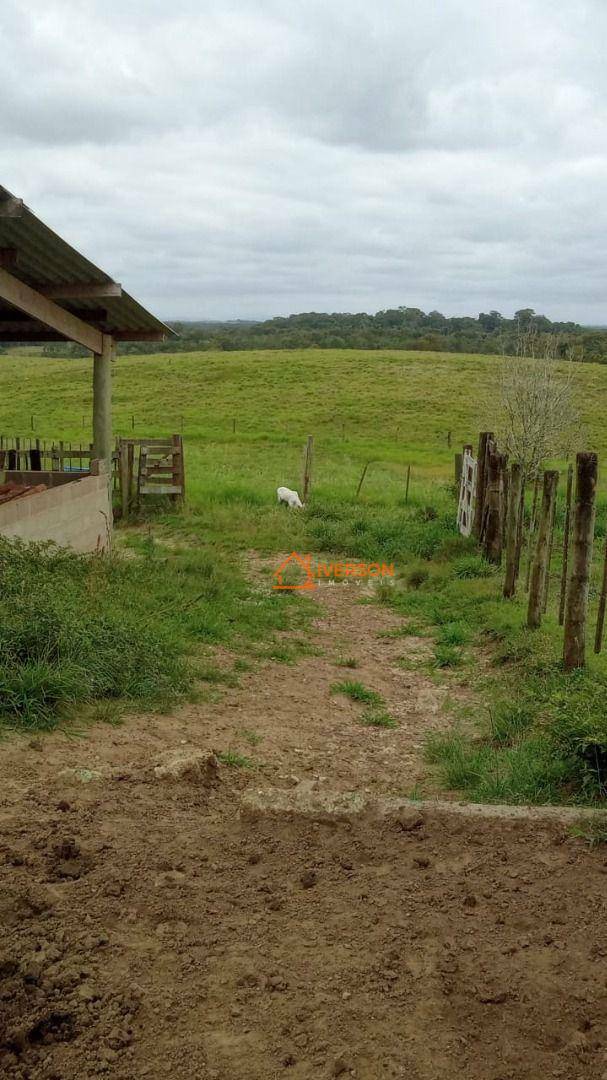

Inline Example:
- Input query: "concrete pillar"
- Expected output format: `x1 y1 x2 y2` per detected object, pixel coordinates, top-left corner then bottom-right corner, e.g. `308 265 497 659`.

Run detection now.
92 333 114 471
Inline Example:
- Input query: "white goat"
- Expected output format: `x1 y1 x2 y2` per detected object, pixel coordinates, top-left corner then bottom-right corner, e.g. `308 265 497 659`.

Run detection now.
277 486 304 509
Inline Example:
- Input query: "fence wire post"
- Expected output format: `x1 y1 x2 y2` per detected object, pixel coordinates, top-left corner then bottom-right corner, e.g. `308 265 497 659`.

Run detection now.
473 431 494 538
503 462 523 598
558 463 574 626
302 435 314 503
527 470 559 629
563 453 598 671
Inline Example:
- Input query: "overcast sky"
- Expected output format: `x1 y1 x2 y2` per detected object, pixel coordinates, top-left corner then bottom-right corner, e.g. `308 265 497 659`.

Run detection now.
2 0 607 322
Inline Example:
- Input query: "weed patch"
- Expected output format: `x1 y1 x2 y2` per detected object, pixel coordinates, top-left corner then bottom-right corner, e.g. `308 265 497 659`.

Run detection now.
360 708 398 729
216 750 254 768
0 536 313 732
330 680 383 705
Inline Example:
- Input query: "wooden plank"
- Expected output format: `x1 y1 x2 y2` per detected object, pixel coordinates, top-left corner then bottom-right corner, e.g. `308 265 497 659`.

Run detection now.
146 465 174 474
139 484 183 495
37 282 122 300
112 330 167 342
0 267 103 352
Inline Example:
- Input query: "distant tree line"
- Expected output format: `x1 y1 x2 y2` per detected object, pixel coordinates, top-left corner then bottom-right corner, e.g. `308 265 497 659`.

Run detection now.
26 306 607 362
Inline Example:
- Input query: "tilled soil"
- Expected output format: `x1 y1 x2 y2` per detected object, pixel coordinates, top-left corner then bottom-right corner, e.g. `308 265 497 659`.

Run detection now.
1 574 606 1080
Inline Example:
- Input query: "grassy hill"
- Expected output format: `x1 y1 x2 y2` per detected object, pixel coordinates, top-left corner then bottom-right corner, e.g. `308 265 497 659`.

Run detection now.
2 348 607 513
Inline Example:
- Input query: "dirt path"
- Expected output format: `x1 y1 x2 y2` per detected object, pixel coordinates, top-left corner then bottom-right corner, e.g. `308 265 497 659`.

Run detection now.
176 570 455 797
2 570 607 1080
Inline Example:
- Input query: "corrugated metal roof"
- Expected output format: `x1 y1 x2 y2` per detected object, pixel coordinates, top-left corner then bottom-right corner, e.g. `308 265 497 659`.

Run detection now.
0 184 176 341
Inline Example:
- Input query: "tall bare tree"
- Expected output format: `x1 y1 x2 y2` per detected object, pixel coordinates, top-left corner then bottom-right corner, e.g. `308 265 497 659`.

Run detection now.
495 330 581 482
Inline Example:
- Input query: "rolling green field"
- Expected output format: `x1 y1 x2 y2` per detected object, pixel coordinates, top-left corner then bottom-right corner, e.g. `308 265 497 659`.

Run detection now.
2 347 607 516
3 345 607 807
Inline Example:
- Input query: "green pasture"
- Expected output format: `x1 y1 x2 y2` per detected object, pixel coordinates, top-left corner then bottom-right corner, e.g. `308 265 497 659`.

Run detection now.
2 347 607 511
3 345 607 808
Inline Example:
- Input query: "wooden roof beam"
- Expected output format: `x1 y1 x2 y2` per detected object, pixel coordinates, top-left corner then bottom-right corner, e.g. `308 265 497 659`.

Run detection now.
37 282 122 300
0 267 103 353
112 329 167 341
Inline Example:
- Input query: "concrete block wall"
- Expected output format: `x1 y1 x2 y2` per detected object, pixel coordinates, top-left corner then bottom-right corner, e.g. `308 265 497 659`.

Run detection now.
0 465 112 553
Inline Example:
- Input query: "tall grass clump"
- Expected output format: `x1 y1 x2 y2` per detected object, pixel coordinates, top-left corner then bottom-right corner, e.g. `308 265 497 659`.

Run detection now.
0 538 191 730
0 536 313 731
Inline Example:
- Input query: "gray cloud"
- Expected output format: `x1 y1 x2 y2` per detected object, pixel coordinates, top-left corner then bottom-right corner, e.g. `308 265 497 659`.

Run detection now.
1 0 607 321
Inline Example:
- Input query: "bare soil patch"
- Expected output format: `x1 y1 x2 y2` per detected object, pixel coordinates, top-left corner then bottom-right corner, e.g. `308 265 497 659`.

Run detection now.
1 570 605 1079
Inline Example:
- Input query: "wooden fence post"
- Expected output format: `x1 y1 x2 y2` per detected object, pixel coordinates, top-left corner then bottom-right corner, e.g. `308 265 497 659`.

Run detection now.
356 461 372 498
527 470 559 629
558 463 574 626
541 480 559 614
503 462 523 598
473 431 494 538
594 533 607 654
405 464 411 504
119 439 130 520
514 475 526 581
502 465 510 547
302 435 314 503
563 453 598 671
525 474 541 590
483 450 507 564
